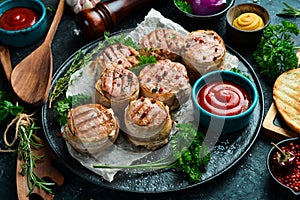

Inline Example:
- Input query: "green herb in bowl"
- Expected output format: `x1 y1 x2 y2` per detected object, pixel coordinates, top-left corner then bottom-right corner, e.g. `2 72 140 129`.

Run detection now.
175 0 193 14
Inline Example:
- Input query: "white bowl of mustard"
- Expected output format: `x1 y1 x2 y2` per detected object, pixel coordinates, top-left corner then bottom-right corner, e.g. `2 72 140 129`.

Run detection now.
226 3 270 46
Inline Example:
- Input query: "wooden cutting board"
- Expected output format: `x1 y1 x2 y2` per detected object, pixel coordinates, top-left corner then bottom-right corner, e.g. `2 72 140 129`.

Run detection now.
16 144 64 200
263 50 300 140
263 102 299 140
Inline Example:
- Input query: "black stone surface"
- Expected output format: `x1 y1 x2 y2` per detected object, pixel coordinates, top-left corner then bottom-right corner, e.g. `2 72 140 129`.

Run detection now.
0 0 300 199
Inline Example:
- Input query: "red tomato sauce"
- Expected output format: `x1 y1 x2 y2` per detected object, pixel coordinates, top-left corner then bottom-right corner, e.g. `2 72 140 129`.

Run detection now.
0 7 40 30
197 81 251 116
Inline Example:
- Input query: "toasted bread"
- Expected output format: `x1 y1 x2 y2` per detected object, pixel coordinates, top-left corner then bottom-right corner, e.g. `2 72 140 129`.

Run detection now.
273 68 300 133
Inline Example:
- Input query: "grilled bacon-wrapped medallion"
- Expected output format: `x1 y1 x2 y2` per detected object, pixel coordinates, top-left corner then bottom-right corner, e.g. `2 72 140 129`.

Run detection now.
62 104 119 155
139 28 185 62
96 43 140 72
181 30 226 83
138 59 191 111
94 65 140 111
124 97 172 150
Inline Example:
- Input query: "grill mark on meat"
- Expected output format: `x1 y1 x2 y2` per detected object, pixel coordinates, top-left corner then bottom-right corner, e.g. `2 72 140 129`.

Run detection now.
139 60 189 93
104 44 128 63
139 29 184 62
98 44 140 70
102 46 116 63
157 29 168 49
141 28 183 53
70 106 115 139
128 98 167 127
100 67 138 98
184 31 225 62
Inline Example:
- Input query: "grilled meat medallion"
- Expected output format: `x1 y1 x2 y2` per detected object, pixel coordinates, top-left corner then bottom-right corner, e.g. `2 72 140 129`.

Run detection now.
138 59 191 111
95 65 140 109
124 97 172 150
181 30 226 83
139 28 185 62
62 104 119 155
96 43 140 72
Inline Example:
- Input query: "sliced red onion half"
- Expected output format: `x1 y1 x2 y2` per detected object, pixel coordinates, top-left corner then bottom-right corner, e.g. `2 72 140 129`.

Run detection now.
191 0 227 15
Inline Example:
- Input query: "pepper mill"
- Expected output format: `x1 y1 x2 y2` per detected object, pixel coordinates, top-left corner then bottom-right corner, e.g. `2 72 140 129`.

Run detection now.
76 0 157 40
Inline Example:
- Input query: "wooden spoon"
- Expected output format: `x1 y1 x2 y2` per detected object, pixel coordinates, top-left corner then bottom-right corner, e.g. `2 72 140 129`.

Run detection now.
10 0 65 106
0 45 12 82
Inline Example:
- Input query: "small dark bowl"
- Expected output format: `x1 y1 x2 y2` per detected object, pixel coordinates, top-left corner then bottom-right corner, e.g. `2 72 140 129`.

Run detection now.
0 0 47 47
226 3 270 46
192 70 258 134
173 0 235 21
267 137 300 195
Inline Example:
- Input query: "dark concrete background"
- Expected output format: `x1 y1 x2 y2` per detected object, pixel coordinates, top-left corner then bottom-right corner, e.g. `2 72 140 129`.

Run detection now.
1 0 300 199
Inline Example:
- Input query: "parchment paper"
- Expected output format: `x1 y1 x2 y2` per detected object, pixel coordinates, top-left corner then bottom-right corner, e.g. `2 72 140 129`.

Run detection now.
64 9 238 182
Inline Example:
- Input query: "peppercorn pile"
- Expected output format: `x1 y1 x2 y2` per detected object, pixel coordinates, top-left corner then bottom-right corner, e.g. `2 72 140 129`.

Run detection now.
270 141 300 193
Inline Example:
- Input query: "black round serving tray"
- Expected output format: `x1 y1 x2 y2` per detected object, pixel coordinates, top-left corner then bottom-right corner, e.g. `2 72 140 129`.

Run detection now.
41 30 264 193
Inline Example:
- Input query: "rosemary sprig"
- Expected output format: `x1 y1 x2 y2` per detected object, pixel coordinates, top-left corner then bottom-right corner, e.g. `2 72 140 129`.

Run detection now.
48 49 93 108
18 123 55 194
0 99 55 195
277 2 300 17
48 32 139 108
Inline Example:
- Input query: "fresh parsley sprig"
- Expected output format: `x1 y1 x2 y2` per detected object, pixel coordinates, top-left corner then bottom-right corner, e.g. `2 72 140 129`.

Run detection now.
253 20 300 79
53 94 92 126
129 55 157 75
230 68 251 81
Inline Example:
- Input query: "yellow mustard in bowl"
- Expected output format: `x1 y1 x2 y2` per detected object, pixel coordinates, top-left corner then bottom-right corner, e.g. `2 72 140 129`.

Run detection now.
233 12 264 31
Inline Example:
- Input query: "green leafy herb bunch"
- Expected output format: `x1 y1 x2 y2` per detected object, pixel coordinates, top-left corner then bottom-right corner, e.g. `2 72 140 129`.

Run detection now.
253 20 300 79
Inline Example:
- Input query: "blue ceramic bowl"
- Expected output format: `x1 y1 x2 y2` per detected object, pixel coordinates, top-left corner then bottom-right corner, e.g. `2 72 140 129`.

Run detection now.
173 0 235 21
0 0 47 47
192 70 258 134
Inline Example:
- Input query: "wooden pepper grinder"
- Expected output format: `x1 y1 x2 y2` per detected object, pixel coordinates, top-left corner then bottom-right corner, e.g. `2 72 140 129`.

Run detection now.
75 0 157 40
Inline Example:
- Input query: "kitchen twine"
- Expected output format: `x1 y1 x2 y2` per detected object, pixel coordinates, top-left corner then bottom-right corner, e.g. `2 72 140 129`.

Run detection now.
0 113 35 153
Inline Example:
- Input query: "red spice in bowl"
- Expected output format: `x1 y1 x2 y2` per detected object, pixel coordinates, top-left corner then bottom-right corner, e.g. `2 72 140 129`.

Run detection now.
267 138 300 195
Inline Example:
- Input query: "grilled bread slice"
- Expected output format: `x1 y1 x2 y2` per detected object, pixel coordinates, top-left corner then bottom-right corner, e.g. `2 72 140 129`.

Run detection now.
62 104 119 154
124 97 172 150
273 68 300 133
